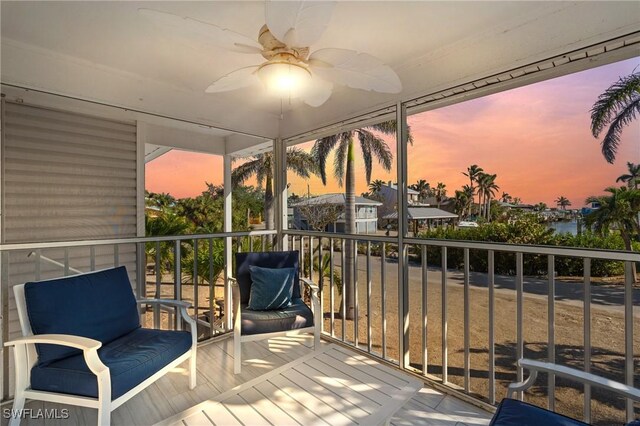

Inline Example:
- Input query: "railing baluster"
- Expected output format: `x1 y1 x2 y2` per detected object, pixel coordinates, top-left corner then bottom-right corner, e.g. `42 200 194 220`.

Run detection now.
382 242 387 359
309 236 314 281
516 252 524 400
64 248 70 276
624 261 634 422
367 241 372 353
113 244 119 267
90 246 96 271
354 240 359 347
193 239 199 333
330 237 335 337
261 234 265 251
548 254 556 411
174 240 182 331
155 241 161 329
464 248 470 392
422 245 428 377
488 250 496 405
341 238 346 342
209 238 215 338
583 257 591 423
301 236 305 276
319 239 324 334
34 249 41 281
442 246 448 384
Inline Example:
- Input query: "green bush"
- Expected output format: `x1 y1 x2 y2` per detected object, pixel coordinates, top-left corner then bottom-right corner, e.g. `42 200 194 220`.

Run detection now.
416 215 630 277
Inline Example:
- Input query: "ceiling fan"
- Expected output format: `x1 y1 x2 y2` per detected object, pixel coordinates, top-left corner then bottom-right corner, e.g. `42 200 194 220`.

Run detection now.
139 1 402 107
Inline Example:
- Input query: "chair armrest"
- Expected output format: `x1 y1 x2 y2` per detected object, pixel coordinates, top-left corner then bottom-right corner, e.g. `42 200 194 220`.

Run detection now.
230 276 241 335
4 334 101 351
300 277 321 321
300 277 319 294
508 359 640 401
137 298 192 309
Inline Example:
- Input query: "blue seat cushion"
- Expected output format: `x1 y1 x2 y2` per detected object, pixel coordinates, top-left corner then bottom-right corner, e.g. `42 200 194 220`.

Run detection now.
241 298 313 335
248 266 295 311
490 398 587 426
236 251 300 304
25 266 140 366
30 328 191 400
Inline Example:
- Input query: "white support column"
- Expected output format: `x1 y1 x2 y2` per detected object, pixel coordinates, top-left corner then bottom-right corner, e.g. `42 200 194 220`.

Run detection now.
274 138 288 250
223 154 233 330
135 122 146 299
396 102 410 370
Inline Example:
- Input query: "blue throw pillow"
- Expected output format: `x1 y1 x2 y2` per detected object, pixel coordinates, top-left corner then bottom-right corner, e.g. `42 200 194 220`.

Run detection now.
248 266 295 311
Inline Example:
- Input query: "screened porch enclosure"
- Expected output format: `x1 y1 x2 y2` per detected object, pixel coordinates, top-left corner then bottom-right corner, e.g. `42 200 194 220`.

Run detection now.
1 1 640 424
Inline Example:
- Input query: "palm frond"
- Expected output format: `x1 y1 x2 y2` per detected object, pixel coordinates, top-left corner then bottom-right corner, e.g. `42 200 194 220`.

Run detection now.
360 129 393 173
231 156 264 186
358 131 374 184
591 72 640 137
286 148 318 178
311 135 339 185
600 97 640 163
333 134 350 186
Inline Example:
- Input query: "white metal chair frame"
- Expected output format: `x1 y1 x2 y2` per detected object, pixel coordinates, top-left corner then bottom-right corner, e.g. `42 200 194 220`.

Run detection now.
231 276 321 374
5 283 198 426
507 358 640 401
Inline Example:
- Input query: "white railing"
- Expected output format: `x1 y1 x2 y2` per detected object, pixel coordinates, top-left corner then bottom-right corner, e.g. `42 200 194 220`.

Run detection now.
285 229 639 424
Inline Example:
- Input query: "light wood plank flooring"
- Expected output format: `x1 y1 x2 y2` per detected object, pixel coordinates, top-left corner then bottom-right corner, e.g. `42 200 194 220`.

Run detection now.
13 336 493 426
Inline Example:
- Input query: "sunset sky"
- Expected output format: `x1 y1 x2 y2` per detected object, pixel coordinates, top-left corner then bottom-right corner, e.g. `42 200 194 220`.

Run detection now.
146 57 639 207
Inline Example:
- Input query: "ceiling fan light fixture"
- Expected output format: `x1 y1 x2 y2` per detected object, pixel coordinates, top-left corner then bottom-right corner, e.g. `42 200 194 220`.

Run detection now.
257 61 312 97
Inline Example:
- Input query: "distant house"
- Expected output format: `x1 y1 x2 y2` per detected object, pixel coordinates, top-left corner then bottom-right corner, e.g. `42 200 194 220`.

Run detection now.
383 207 458 235
291 193 382 234
376 182 455 226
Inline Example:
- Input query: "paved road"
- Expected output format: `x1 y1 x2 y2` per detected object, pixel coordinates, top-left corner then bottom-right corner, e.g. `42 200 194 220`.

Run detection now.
333 254 640 315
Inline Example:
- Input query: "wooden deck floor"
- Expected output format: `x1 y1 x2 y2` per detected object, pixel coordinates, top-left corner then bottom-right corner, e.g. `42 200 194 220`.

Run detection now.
16 336 493 426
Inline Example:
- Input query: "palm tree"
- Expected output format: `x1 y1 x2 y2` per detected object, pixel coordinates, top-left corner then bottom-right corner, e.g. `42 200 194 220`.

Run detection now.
616 162 640 189
555 196 572 210
501 192 513 203
454 190 471 219
585 186 640 281
535 202 548 212
232 148 317 229
147 192 176 211
434 182 447 208
463 165 483 212
461 185 474 217
477 173 499 221
368 179 386 195
312 121 400 320
410 179 432 203
590 72 639 163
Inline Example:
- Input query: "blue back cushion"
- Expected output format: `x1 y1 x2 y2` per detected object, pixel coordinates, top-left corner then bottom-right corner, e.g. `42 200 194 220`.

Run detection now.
24 266 140 366
247 266 295 310
235 251 300 304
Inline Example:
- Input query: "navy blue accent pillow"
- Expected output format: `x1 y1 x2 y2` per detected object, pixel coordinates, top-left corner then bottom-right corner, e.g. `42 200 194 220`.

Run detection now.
24 266 140 366
247 266 295 311
235 251 300 304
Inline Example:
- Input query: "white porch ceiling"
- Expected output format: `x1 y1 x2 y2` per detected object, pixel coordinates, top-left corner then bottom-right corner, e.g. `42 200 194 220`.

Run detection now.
1 1 639 146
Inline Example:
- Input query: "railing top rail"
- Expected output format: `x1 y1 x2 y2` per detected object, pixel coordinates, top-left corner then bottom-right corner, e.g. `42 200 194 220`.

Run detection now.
285 229 640 262
0 230 277 252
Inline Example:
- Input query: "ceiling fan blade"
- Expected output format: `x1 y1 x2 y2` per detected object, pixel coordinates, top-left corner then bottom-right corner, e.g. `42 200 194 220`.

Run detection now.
139 8 263 54
265 1 334 47
205 66 261 93
309 48 402 94
300 79 333 107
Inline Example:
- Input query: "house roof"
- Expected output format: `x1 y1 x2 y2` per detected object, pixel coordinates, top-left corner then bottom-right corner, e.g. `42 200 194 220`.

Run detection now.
2 2 634 148
385 183 419 195
383 207 458 220
292 193 382 207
